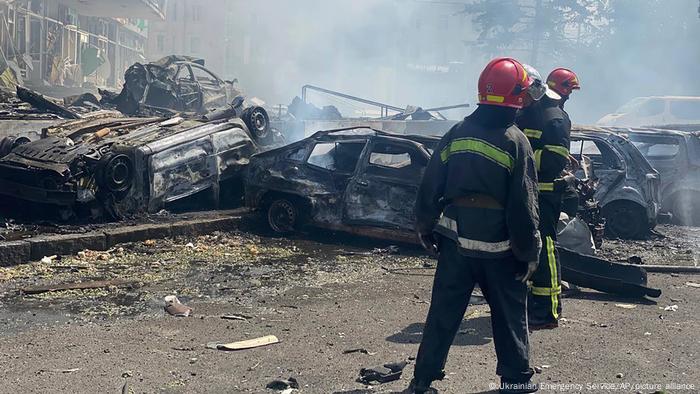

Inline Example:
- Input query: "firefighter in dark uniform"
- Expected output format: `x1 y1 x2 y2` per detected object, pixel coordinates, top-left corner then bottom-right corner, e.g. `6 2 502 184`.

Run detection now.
548 69 582 238
409 58 542 394
515 66 580 330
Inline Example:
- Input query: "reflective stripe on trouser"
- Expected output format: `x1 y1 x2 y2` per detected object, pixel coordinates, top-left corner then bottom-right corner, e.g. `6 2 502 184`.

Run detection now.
436 215 511 253
414 238 533 383
528 193 562 324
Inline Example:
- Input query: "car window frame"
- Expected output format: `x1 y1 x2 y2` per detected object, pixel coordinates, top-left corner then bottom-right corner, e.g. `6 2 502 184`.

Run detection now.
570 136 624 171
355 136 430 184
304 139 368 174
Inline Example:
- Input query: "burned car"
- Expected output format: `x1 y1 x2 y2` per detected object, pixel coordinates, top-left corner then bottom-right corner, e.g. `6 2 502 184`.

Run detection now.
570 126 660 239
605 127 700 226
247 126 659 241
245 127 433 243
0 106 276 220
100 55 240 116
245 127 660 298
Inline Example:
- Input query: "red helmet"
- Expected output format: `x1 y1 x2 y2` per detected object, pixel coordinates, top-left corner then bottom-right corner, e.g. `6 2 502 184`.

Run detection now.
478 57 533 109
547 68 580 97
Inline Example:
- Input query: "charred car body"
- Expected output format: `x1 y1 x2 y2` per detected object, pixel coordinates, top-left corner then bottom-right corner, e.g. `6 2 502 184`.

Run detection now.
246 127 659 241
0 106 275 220
570 126 660 239
100 55 241 116
245 127 660 298
605 127 700 226
245 127 433 243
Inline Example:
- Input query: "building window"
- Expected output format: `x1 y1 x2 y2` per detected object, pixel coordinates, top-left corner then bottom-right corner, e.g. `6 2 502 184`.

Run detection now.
190 36 201 53
170 1 177 21
157 34 164 52
192 5 202 22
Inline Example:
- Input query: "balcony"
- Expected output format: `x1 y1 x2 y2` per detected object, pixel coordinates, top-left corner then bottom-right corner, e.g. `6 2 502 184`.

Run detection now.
52 0 165 20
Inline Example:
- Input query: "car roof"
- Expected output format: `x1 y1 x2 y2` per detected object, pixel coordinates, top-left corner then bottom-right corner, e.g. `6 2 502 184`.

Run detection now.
632 96 700 101
310 126 442 145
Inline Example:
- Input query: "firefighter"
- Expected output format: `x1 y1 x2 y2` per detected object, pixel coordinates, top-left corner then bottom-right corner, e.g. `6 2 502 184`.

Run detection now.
515 67 579 330
409 57 541 394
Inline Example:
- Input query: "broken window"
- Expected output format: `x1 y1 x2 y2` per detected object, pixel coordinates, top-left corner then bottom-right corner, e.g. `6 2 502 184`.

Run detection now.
286 147 306 161
570 139 621 170
192 5 202 22
306 142 365 173
365 143 427 179
630 136 681 159
191 65 220 86
670 100 700 120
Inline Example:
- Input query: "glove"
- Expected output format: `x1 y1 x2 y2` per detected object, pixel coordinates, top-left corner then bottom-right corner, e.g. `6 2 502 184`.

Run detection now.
567 154 580 171
418 232 439 256
554 173 577 192
516 260 539 283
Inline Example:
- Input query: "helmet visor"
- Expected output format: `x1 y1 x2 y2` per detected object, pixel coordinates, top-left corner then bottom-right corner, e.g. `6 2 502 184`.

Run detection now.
527 78 546 101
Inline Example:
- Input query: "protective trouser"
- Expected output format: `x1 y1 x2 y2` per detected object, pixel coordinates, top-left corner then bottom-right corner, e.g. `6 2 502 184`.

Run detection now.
528 191 562 325
414 237 534 384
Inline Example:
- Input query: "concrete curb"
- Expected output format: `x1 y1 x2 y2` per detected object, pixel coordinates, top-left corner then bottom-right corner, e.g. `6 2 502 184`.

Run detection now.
0 215 242 267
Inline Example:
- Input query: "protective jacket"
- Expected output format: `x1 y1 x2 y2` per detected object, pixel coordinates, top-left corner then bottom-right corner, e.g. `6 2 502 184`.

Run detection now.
415 105 541 263
516 97 571 191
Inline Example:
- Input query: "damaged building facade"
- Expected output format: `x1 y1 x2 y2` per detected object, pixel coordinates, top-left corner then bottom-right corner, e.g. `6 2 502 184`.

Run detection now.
0 0 164 94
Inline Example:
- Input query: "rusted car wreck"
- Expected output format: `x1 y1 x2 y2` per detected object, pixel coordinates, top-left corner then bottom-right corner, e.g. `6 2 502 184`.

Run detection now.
245 127 660 298
0 106 276 220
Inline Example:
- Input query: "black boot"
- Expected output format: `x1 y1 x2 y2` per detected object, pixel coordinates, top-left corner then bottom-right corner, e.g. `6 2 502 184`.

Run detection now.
406 378 438 394
499 380 538 393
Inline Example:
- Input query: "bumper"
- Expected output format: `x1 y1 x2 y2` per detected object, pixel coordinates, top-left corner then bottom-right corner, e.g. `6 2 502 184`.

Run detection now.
0 178 76 205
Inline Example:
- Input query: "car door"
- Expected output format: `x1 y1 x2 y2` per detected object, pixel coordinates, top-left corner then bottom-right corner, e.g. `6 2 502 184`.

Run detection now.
174 64 204 111
342 136 430 231
190 64 229 109
628 134 683 193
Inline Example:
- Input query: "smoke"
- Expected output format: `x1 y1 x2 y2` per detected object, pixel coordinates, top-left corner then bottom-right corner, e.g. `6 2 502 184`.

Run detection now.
225 0 479 119
219 0 699 123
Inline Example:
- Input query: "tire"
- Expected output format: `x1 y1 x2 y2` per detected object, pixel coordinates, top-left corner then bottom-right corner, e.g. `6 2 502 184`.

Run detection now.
266 197 300 234
671 191 700 226
602 201 649 239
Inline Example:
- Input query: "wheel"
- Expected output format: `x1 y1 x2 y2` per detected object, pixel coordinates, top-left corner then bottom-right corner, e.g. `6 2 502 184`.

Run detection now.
242 106 271 144
266 197 299 234
671 191 700 226
602 201 648 239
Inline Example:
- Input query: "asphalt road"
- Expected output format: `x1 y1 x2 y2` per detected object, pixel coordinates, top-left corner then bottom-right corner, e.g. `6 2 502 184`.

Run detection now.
0 223 698 393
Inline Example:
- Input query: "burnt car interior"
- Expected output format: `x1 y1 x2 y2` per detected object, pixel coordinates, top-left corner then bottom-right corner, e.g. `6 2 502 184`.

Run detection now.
569 138 622 172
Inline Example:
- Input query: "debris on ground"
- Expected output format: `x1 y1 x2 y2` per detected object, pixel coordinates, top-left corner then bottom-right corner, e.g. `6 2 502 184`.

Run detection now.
19 279 134 295
662 305 679 312
16 86 80 119
615 303 637 309
221 313 252 321
206 335 280 351
164 295 192 317
627 255 643 265
357 361 408 384
40 255 58 264
343 348 377 356
38 368 80 374
686 282 700 288
266 377 300 390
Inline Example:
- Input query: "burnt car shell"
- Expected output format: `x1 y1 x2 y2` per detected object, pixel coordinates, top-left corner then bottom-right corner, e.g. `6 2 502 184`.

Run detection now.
245 127 435 243
571 126 660 238
605 127 700 225
0 115 261 219
106 55 238 115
